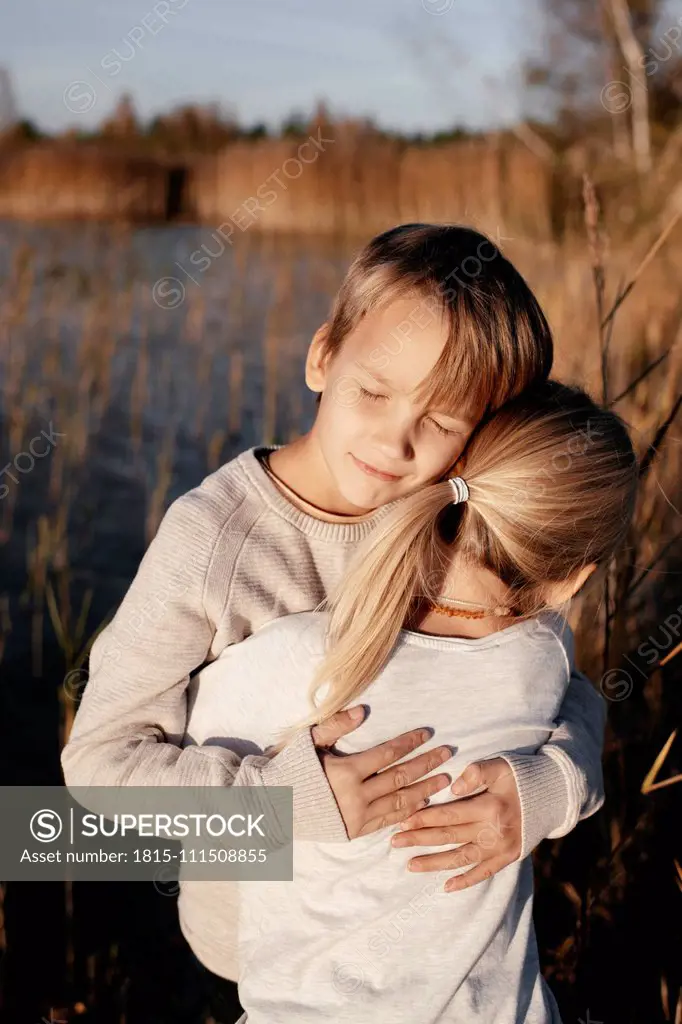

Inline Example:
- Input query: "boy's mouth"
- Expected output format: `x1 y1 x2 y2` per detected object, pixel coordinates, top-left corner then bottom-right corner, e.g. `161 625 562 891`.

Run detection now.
350 454 402 482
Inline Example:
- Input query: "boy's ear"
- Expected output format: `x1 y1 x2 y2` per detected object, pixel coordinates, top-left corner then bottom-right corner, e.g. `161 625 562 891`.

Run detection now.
305 323 332 393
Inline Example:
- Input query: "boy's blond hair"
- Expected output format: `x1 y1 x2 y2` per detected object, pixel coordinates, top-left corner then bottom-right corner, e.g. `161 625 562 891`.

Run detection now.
315 222 553 421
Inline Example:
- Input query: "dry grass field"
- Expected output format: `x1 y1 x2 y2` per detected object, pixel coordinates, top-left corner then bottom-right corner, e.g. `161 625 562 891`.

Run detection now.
0 170 680 1021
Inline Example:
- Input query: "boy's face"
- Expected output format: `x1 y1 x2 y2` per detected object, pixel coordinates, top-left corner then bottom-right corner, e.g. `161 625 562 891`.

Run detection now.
306 296 478 511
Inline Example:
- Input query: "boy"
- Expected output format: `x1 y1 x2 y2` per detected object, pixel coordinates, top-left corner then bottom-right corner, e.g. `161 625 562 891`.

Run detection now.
62 224 606 1019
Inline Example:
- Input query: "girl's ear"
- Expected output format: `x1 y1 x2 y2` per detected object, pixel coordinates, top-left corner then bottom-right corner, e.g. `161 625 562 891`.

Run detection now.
545 563 598 606
305 323 332 393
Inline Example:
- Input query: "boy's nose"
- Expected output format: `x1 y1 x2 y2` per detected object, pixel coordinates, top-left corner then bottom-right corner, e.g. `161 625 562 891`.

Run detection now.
370 435 413 463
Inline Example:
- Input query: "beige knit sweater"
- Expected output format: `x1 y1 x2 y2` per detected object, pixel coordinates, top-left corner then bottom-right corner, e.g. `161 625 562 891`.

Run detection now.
61 445 607 981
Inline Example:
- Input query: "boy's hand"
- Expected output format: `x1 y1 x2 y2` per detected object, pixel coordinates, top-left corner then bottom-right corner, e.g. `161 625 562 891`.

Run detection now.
389 758 522 891
310 708 454 840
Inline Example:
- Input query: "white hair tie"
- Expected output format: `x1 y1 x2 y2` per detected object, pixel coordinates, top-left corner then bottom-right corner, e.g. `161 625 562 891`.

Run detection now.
448 476 470 504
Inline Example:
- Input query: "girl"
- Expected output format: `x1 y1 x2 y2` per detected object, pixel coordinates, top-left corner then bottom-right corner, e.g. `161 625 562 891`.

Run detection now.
184 379 638 1023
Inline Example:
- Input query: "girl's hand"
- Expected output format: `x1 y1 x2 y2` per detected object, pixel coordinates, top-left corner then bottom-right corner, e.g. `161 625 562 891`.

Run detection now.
310 707 454 840
389 757 522 891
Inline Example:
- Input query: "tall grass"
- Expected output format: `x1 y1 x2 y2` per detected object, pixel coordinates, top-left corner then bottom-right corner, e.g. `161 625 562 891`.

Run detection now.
0 199 680 1021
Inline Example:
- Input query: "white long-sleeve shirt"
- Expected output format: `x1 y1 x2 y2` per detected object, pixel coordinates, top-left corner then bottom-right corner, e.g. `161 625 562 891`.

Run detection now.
184 608 575 1023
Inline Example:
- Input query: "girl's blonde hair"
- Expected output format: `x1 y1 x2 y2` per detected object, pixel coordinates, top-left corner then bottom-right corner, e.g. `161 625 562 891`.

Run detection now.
315 223 554 422
270 381 638 754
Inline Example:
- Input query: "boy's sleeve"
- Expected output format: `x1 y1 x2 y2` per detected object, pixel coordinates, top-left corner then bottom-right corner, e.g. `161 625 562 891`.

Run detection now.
498 660 607 860
60 485 349 843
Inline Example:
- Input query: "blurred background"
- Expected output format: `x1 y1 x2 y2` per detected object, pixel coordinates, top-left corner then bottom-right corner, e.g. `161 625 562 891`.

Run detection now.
1 0 681 1021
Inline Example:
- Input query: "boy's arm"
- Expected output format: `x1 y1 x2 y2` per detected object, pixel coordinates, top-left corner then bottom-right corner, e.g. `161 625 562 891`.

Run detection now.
60 485 348 843
498 668 606 859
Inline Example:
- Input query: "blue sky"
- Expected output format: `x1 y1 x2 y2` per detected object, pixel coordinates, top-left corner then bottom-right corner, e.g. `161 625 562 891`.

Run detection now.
2 0 549 134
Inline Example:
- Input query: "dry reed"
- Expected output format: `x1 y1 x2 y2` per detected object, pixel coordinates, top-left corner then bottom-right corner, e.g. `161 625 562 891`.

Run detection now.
0 183 680 1019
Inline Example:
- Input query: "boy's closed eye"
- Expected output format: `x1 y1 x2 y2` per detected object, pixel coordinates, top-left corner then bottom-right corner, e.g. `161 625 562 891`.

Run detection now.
356 386 466 437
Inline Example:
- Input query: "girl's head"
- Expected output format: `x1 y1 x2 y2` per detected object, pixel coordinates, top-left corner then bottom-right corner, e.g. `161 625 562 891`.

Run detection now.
305 223 554 511
270 380 638 753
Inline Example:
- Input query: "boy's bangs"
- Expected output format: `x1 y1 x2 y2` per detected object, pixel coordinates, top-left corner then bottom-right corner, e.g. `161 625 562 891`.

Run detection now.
413 317 497 424
358 267 416 319
357 273 523 425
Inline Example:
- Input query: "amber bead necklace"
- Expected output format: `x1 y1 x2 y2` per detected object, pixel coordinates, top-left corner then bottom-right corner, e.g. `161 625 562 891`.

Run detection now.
428 596 515 620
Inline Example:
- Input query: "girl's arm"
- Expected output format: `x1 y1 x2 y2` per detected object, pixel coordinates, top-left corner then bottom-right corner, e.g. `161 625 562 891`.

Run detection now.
60 486 348 842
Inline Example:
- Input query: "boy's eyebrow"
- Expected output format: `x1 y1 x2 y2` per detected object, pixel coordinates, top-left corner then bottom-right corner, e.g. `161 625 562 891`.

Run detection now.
354 362 398 390
354 361 473 424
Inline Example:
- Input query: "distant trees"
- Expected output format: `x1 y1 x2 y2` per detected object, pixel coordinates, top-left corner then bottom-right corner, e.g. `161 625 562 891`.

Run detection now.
101 93 140 139
0 67 18 135
0 67 43 144
147 99 240 152
0 67 475 155
527 0 682 170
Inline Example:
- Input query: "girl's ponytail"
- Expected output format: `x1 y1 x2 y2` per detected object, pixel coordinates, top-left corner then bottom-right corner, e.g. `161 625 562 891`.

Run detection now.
268 481 461 754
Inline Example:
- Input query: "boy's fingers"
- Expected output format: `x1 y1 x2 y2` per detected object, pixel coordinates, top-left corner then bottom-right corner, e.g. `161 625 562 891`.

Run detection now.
310 707 366 748
365 773 452 825
390 821 481 848
451 760 487 796
404 844 484 874
351 728 434 780
359 780 448 835
358 800 430 837
442 856 511 892
399 792 497 831
363 746 452 802
451 757 511 796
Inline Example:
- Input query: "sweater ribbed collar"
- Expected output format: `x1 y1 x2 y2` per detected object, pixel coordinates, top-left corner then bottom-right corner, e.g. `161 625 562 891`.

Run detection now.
237 445 407 544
